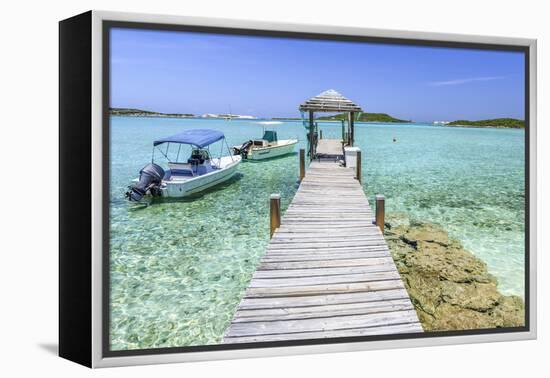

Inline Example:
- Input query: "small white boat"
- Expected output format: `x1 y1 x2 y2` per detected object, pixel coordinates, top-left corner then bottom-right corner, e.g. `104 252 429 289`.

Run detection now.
126 129 241 201
233 130 298 160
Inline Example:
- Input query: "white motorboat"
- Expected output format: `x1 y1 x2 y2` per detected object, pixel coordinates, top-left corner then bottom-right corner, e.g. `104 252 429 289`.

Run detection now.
233 130 298 160
126 129 241 201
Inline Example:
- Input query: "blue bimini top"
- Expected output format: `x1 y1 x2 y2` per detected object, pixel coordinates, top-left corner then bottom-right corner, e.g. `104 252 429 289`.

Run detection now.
153 129 225 148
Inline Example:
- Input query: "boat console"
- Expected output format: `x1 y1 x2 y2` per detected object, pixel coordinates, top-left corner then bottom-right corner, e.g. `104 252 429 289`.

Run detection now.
168 150 216 178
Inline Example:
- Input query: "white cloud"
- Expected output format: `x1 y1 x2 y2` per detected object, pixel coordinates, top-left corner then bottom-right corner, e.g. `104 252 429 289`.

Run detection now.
428 76 505 86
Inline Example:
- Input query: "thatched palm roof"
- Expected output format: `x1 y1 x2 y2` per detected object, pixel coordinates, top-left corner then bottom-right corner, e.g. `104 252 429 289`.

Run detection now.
299 89 362 113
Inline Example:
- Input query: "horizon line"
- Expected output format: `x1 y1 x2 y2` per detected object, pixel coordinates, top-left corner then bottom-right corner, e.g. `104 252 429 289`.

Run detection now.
109 106 524 122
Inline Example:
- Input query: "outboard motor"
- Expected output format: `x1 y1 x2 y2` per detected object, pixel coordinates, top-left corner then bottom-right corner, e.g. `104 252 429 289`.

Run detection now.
233 140 253 159
125 163 165 202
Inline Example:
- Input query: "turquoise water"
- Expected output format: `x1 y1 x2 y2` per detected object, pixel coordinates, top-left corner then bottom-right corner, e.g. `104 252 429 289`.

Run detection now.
338 122 524 297
109 116 525 350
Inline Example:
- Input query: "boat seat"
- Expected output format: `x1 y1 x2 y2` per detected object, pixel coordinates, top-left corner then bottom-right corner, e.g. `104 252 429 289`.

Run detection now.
168 169 194 177
167 162 195 177
167 160 214 177
188 157 205 165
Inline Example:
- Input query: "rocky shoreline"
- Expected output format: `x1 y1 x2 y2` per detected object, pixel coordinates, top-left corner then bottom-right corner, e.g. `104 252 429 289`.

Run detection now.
384 213 524 331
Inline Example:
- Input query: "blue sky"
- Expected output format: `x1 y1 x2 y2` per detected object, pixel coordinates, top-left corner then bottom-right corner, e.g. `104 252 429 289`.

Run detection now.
110 28 525 121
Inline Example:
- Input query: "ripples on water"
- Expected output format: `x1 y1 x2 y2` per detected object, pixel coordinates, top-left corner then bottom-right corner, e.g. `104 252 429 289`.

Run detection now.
109 117 525 350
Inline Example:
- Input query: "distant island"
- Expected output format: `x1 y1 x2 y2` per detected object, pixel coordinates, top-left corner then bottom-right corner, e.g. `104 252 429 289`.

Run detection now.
110 108 256 119
318 112 410 123
110 108 411 123
110 108 195 118
446 118 524 129
111 108 523 129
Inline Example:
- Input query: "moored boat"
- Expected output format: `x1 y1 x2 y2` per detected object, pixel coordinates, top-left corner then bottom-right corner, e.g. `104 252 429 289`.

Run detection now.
126 129 241 201
233 130 298 160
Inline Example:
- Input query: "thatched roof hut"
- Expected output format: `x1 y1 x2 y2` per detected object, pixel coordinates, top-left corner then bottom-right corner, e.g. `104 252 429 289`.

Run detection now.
299 89 363 160
299 89 362 113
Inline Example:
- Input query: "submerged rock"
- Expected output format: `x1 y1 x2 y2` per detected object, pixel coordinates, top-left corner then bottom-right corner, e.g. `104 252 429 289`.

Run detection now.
385 213 525 331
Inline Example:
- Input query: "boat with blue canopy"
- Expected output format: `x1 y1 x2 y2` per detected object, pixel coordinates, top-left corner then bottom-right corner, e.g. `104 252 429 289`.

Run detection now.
126 129 242 201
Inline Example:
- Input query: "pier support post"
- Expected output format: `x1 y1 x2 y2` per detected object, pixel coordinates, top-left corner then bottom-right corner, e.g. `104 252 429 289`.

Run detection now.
299 149 305 182
349 112 355 146
270 194 281 238
308 111 314 161
375 195 385 233
355 150 362 183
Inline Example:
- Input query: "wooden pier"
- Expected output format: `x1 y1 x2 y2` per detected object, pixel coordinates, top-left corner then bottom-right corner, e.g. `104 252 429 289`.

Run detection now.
315 139 344 159
223 161 422 344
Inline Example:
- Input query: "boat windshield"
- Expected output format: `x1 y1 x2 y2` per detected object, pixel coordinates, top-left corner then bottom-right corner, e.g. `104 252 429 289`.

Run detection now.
262 130 278 142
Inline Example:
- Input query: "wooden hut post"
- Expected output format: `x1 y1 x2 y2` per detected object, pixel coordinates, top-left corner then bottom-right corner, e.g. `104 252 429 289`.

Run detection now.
349 111 355 146
356 150 362 183
299 148 305 182
320 129 323 139
270 194 281 238
375 195 385 233
308 111 314 161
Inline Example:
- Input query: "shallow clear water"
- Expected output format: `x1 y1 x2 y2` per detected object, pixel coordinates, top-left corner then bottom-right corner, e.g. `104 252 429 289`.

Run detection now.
357 123 525 298
109 116 525 350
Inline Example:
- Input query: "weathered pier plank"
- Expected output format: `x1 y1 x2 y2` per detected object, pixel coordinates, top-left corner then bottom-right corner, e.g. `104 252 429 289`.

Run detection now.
315 139 344 158
223 161 422 344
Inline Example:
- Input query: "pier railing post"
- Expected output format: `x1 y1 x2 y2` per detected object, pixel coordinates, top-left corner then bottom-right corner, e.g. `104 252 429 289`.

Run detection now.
308 111 314 161
375 195 385 233
355 150 362 183
270 194 281 238
299 149 305 182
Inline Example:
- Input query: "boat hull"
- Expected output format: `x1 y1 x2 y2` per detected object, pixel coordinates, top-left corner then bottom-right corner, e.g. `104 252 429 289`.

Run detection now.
247 139 298 160
160 156 241 198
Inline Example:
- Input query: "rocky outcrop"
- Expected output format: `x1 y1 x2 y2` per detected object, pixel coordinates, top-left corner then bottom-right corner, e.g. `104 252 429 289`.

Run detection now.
384 213 525 331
